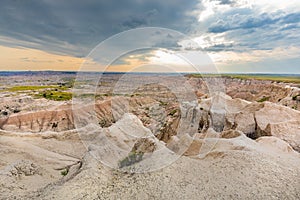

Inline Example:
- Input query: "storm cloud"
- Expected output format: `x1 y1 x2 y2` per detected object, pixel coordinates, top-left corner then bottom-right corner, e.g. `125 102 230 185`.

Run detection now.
0 0 198 57
1 0 300 73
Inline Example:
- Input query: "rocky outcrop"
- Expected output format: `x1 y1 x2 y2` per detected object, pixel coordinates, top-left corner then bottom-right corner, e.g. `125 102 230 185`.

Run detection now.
132 138 156 154
198 93 300 152
258 120 300 152
0 134 83 200
30 128 300 200
157 101 200 143
256 136 298 154
188 76 300 111
0 97 143 132
2 73 300 199
0 109 75 132
1 91 300 153
7 160 41 178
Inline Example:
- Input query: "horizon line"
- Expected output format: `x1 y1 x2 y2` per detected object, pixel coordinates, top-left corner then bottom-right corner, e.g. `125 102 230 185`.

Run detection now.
0 70 300 75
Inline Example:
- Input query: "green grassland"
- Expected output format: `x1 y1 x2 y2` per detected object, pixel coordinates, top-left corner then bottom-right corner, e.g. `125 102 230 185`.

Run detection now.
2 84 71 92
0 85 72 101
226 74 300 83
186 74 300 84
0 78 76 101
35 90 72 101
4 85 64 92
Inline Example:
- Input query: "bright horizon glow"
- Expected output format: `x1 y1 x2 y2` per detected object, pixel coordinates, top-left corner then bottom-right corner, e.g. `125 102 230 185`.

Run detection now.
1 45 300 74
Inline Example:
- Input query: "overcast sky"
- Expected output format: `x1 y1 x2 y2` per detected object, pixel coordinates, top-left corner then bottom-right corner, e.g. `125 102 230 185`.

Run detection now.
0 0 300 73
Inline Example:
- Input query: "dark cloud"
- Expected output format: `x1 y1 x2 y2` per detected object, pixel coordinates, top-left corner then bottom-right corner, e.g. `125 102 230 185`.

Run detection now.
280 24 299 31
217 0 236 6
208 11 281 33
0 0 198 57
203 43 234 52
1 0 300 73
207 8 300 34
201 6 300 53
281 12 300 24
120 9 158 29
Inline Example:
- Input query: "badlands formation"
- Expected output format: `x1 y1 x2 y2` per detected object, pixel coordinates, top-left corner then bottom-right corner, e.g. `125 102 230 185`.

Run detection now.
0 73 299 199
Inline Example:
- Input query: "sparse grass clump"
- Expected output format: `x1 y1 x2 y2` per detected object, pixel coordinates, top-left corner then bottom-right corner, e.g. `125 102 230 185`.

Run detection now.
159 101 168 106
168 109 178 116
118 151 144 168
60 77 75 88
257 96 270 102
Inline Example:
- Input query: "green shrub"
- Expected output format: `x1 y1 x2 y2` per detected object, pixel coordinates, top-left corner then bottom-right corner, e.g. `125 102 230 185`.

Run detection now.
61 169 69 176
168 109 178 116
292 105 298 110
292 94 300 101
159 101 168 106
